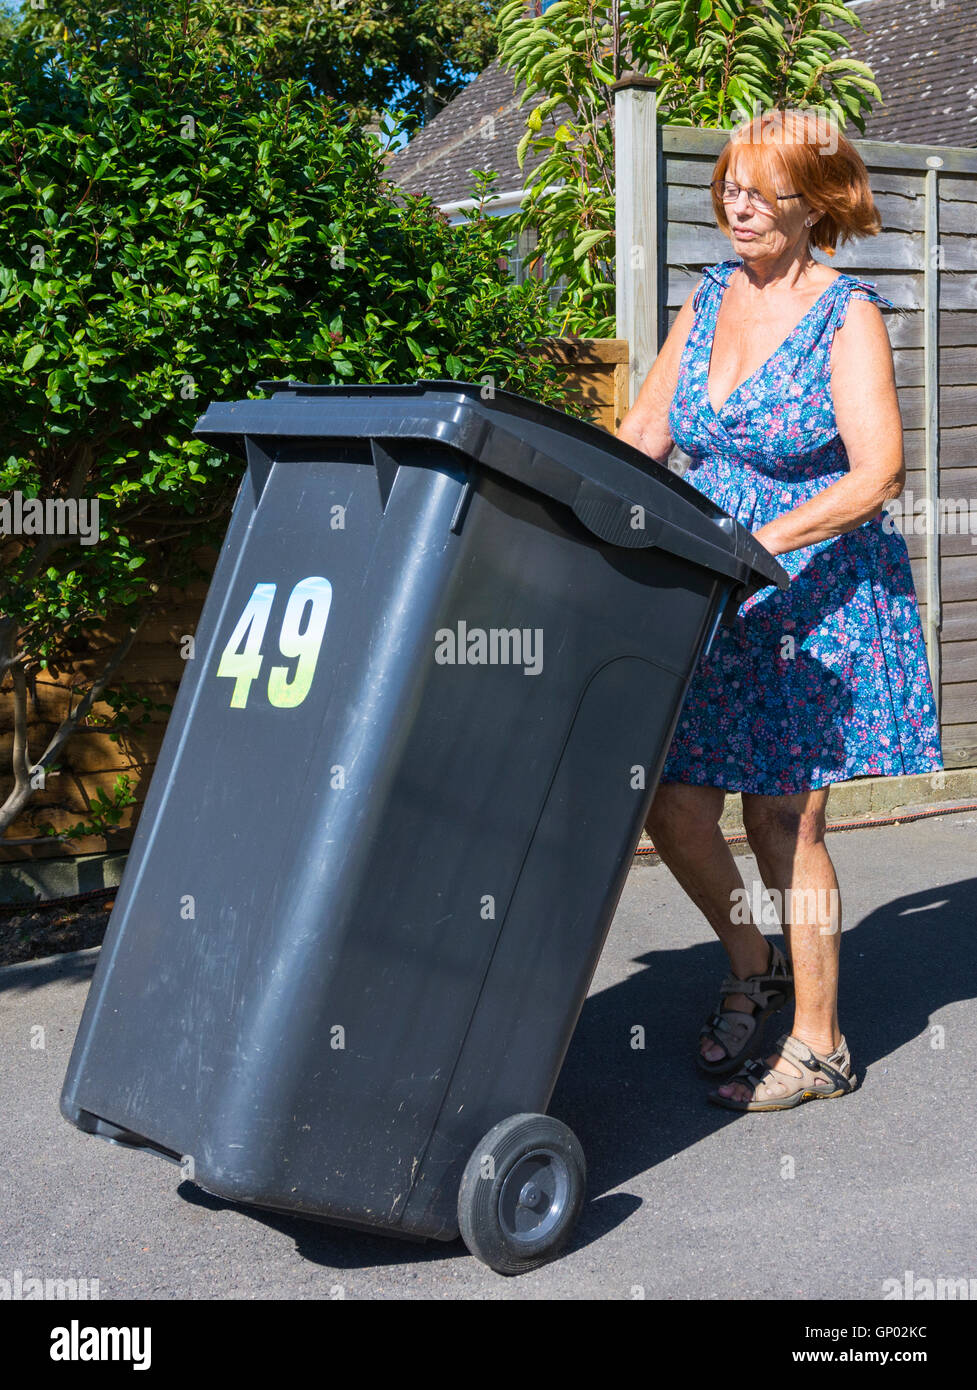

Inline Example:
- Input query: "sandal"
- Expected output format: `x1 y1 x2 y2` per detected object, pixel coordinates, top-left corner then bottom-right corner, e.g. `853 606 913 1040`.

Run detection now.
697 940 793 1077
708 1033 858 1111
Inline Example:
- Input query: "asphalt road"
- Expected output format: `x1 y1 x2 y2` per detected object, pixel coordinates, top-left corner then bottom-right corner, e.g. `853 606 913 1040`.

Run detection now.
2 810 975 1300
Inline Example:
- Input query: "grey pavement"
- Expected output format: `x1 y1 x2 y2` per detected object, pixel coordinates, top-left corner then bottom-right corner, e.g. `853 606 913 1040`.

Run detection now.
2 810 975 1300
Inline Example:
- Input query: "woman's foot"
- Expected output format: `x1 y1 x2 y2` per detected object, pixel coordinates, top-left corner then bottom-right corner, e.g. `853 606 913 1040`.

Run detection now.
710 1033 856 1109
699 944 768 1064
698 939 793 1074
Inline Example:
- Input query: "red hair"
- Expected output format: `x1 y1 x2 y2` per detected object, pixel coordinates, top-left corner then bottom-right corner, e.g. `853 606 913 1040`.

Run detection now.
711 109 882 255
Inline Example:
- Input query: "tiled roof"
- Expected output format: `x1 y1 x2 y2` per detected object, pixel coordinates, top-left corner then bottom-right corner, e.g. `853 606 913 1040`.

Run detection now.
846 0 977 146
381 57 572 205
384 0 976 207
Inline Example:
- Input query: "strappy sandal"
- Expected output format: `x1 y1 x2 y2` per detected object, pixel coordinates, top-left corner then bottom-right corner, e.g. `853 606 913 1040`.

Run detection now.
697 940 793 1077
707 1033 858 1111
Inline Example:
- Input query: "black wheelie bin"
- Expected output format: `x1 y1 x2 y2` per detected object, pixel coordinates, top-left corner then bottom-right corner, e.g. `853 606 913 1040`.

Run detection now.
60 380 788 1275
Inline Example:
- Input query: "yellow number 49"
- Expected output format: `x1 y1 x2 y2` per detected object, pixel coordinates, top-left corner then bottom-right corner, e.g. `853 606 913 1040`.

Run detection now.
216 577 332 710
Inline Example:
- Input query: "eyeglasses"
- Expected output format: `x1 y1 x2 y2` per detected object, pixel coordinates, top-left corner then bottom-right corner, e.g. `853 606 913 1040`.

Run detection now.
711 179 805 214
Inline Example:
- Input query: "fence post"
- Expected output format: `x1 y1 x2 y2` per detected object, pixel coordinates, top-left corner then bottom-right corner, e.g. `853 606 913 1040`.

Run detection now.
923 154 943 722
610 71 659 409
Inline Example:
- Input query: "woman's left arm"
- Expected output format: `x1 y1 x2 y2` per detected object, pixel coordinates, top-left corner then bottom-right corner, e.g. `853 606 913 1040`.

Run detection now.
753 297 905 557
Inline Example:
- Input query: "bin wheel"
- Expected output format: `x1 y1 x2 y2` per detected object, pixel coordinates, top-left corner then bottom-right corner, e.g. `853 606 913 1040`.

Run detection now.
457 1113 586 1275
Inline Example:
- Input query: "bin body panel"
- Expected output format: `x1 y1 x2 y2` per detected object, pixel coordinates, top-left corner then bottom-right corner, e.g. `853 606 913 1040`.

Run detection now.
62 385 778 1242
63 450 487 1205
399 652 688 1238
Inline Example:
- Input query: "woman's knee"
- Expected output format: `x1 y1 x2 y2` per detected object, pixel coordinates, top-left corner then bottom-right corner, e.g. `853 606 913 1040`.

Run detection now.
646 781 725 856
741 791 828 859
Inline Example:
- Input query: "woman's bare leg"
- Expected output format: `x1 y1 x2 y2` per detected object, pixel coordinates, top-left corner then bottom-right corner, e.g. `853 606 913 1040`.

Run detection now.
645 781 770 1062
715 785 842 1102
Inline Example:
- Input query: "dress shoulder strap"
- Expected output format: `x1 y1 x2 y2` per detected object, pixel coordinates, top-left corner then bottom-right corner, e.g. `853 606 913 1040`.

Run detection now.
691 258 740 313
831 273 895 328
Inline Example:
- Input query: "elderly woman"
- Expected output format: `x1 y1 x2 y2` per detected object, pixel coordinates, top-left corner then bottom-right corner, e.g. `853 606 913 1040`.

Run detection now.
617 109 942 1111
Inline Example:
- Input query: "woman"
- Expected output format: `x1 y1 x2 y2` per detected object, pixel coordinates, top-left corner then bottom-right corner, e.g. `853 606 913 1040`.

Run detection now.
616 109 942 1112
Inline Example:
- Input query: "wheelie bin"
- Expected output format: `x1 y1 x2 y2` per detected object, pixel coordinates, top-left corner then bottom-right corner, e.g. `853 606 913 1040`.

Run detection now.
60 380 788 1274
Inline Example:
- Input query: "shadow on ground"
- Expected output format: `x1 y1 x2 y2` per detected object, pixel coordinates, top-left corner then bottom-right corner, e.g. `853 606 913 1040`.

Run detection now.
553 872 977 1209
13 877 975 1272
179 873 977 1272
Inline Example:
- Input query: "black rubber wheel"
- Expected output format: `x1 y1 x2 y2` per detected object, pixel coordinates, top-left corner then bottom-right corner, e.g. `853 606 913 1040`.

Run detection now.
457 1113 586 1275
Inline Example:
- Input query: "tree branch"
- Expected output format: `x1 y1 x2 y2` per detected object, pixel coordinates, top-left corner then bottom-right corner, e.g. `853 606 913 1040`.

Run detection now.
0 612 149 839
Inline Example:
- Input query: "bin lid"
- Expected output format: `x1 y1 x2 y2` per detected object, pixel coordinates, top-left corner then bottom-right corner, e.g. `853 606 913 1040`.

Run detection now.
193 379 789 597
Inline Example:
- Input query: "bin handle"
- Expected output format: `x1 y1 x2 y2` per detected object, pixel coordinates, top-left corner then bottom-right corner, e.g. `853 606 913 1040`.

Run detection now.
571 479 665 550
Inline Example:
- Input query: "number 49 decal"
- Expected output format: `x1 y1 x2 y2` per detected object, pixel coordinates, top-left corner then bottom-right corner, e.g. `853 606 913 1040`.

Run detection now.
216 577 333 709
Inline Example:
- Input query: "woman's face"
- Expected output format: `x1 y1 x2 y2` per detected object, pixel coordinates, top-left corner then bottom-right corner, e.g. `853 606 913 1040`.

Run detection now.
721 151 817 264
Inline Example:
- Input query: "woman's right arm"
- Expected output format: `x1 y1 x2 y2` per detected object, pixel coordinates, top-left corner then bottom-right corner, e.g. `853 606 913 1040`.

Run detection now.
615 289 699 463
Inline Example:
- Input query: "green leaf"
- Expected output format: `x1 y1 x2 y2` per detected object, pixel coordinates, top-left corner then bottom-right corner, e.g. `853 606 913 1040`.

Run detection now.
727 76 755 109
830 59 877 78
22 344 45 371
573 228 611 260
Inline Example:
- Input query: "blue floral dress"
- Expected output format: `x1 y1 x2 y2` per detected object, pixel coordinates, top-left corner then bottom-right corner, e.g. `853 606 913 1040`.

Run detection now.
660 257 943 796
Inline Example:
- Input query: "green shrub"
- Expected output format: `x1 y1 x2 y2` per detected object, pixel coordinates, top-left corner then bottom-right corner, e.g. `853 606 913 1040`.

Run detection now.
0 0 577 838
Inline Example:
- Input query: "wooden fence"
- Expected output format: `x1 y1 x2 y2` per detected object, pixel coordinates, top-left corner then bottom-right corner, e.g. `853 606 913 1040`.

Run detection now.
0 564 216 862
529 336 630 433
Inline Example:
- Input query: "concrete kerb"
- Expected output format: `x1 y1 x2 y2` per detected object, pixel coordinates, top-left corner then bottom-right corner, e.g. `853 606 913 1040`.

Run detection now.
717 767 977 831
0 852 127 906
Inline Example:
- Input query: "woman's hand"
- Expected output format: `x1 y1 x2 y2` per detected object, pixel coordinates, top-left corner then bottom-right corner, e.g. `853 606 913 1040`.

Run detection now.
748 298 904 557
752 521 789 556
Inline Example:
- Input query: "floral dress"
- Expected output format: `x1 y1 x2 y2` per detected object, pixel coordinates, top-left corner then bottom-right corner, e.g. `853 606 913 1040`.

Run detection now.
659 257 943 796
